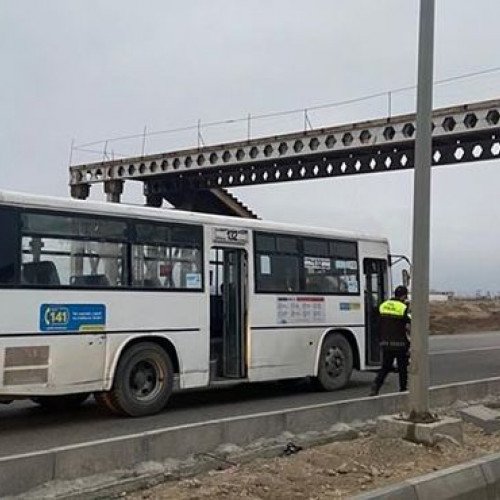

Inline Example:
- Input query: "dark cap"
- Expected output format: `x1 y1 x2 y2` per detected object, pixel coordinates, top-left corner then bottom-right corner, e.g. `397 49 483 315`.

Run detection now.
394 285 408 299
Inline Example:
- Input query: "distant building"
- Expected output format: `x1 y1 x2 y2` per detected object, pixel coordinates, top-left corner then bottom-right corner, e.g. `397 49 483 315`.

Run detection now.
429 290 454 302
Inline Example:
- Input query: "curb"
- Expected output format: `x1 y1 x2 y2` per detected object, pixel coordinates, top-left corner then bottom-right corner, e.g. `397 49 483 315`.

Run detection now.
2 376 500 497
353 452 500 500
15 425 363 499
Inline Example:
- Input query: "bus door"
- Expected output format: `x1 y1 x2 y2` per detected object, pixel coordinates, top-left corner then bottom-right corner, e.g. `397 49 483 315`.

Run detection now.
209 247 248 380
363 258 387 365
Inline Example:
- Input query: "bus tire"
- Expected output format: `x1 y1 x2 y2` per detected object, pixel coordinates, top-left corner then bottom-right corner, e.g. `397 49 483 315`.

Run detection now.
31 393 90 411
108 342 174 417
314 333 353 391
94 390 122 415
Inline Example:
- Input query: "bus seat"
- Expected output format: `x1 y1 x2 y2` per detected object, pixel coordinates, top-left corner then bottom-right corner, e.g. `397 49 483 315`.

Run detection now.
22 261 61 285
71 274 110 287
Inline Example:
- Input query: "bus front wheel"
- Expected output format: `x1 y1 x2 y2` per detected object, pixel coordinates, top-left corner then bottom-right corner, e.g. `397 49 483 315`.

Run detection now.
106 342 174 417
315 333 353 391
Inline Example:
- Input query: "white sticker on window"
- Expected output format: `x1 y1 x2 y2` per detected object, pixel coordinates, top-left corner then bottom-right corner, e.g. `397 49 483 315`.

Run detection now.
260 255 271 275
185 273 202 289
304 256 331 273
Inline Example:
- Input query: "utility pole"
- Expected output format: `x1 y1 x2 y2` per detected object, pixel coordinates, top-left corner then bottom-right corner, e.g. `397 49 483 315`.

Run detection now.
408 0 435 422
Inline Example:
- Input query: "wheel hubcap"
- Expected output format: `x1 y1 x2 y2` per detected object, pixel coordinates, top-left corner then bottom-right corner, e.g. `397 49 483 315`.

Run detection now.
325 346 345 378
129 359 164 401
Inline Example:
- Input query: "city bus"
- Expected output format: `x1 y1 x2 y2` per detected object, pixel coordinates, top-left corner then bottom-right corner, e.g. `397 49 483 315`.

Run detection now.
0 190 390 416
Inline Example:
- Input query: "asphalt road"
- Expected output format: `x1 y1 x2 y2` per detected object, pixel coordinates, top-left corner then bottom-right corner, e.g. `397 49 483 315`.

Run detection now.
1 331 499 458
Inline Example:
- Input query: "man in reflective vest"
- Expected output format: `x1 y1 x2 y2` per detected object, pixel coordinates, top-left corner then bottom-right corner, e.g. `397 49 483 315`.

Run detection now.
369 285 410 396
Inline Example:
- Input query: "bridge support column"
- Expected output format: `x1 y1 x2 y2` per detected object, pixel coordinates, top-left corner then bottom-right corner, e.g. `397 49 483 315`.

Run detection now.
143 181 163 207
104 180 123 203
145 194 163 208
70 184 90 200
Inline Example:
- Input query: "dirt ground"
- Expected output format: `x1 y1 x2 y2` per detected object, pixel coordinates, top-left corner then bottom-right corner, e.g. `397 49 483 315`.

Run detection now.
430 299 500 335
126 422 500 500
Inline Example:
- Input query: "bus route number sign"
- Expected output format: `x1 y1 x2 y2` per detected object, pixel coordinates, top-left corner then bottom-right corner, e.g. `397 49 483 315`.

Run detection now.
213 227 248 245
39 304 106 333
44 306 70 327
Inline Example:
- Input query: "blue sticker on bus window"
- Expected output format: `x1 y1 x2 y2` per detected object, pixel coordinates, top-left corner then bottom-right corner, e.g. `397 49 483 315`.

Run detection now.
39 304 106 332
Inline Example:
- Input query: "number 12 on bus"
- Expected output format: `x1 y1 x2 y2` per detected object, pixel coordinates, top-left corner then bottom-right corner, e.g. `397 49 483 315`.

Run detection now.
0 190 390 416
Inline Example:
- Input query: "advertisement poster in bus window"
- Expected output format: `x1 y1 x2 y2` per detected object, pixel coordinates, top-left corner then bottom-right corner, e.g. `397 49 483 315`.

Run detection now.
39 304 106 332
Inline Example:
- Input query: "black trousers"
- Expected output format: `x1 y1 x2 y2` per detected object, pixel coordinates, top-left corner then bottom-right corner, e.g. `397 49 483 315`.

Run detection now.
372 347 409 392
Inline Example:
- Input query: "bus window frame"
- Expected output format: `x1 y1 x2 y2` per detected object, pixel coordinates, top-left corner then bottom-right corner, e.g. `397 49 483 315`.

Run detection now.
130 218 204 292
253 231 360 296
0 206 205 293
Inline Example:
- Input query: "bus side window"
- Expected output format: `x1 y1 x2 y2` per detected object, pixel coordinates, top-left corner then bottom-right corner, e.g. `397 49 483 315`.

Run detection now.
19 212 128 288
20 236 127 287
131 223 203 290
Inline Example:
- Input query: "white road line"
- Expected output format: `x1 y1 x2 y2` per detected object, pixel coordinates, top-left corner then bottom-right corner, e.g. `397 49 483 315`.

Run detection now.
431 346 500 355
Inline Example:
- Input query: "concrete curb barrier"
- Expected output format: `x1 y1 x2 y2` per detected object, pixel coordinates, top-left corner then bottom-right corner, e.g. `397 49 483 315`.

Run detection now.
353 452 500 499
2 376 500 497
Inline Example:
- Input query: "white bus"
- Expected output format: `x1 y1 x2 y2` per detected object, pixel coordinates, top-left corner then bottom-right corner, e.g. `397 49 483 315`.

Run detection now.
0 190 390 416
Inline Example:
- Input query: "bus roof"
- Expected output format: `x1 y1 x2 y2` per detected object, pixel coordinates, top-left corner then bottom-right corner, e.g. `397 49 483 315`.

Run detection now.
0 189 388 245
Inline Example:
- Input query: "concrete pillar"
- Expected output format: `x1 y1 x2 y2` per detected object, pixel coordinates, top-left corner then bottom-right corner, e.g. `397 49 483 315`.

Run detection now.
145 194 163 208
70 184 90 200
104 180 124 203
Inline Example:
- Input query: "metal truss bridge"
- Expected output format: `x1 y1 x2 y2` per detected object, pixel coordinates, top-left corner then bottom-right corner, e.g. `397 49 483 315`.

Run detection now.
69 98 500 218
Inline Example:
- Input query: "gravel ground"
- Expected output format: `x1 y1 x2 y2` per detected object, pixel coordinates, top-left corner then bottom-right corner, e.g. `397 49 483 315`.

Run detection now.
125 421 500 499
119 302 500 499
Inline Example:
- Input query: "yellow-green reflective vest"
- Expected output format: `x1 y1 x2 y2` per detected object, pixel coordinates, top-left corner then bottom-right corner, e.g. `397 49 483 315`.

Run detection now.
378 299 410 348
379 299 408 318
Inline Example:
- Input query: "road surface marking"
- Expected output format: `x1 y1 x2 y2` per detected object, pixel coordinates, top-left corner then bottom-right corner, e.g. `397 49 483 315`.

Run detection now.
431 346 500 355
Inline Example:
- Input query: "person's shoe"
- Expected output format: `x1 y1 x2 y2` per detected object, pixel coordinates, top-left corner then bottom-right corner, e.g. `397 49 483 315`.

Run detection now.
369 386 379 397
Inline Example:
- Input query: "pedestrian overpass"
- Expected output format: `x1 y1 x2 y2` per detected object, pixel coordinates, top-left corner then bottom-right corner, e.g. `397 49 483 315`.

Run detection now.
69 98 500 217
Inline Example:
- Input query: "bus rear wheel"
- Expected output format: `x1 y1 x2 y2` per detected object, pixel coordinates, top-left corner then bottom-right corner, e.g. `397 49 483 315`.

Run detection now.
315 333 353 391
107 342 174 417
31 393 90 411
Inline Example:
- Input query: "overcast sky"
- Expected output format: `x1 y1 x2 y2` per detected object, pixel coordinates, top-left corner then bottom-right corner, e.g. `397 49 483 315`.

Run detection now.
1 0 500 294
